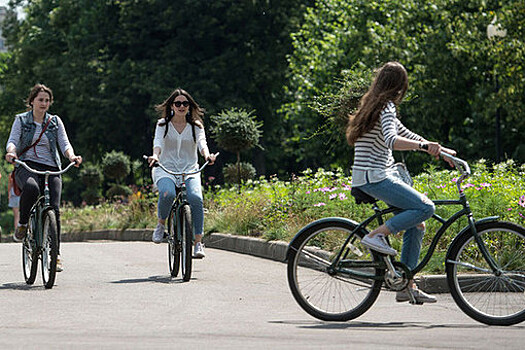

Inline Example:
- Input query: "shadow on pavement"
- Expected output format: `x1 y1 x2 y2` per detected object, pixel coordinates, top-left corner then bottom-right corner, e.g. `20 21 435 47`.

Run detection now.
110 275 196 284
0 282 44 291
269 320 525 330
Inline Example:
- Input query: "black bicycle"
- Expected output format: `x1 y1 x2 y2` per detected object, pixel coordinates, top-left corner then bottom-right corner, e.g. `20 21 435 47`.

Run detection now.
144 156 212 281
16 159 78 289
286 153 525 326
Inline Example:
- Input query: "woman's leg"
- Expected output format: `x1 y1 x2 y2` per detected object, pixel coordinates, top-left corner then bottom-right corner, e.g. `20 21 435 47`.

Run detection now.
401 224 425 270
156 178 177 223
185 176 204 240
15 167 40 226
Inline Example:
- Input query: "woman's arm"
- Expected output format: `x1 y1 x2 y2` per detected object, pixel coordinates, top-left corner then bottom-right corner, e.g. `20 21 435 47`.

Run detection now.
5 117 21 163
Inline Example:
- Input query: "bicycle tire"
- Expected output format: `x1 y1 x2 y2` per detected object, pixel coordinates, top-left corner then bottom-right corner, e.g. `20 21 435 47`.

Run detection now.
446 221 525 325
22 215 38 285
41 210 58 289
287 220 384 321
180 204 193 282
167 206 180 277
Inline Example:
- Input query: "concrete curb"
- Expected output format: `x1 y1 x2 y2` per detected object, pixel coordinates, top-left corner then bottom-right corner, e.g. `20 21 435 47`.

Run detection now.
1 229 448 293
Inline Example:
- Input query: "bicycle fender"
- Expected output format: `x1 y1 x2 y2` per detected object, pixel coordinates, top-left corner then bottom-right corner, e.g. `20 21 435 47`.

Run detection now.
286 217 361 261
445 216 499 260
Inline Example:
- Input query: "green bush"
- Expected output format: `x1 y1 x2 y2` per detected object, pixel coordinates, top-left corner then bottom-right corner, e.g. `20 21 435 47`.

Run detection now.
102 151 131 182
223 162 256 184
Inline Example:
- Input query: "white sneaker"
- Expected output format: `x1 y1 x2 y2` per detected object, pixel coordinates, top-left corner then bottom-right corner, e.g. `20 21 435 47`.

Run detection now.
152 223 165 244
56 255 63 272
396 288 437 304
361 234 397 256
193 242 205 258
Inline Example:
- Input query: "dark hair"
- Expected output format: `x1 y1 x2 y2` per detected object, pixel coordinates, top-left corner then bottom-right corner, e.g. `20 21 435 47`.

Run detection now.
26 84 54 109
346 62 408 145
155 88 204 139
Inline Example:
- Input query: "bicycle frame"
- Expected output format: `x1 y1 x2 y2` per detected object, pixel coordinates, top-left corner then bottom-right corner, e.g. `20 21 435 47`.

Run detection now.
333 152 501 281
15 160 77 249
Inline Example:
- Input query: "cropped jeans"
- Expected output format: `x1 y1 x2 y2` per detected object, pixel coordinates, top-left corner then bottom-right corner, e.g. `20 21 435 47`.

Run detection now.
357 175 435 270
157 176 204 236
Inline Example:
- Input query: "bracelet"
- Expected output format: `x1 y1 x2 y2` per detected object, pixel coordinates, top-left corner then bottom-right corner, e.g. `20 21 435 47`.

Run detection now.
418 142 423 150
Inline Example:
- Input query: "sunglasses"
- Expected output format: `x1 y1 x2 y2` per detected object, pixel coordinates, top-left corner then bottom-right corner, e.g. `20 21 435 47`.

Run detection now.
173 101 190 107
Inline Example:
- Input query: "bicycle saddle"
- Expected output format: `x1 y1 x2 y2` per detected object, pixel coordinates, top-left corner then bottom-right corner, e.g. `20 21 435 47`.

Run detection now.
351 187 377 204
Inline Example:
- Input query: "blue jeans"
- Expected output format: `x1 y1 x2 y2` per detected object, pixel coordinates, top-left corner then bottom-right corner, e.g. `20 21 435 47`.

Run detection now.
157 177 204 236
357 176 435 270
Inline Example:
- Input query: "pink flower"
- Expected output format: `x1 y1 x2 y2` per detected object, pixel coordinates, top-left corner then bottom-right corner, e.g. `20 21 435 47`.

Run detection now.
329 194 337 200
305 190 311 194
519 196 525 208
313 202 326 207
339 193 347 200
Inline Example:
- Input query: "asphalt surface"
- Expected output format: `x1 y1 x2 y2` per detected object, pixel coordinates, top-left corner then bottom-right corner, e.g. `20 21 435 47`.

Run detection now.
0 241 523 349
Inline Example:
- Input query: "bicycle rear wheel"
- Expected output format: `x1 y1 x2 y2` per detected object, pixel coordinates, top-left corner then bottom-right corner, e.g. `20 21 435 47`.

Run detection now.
41 209 58 289
446 221 525 325
287 220 384 321
180 204 193 282
22 215 38 285
167 206 180 277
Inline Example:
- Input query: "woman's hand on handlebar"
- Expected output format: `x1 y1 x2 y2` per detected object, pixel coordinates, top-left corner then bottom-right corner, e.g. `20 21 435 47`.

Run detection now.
206 153 219 165
5 152 17 164
440 147 457 168
147 154 159 167
69 155 83 167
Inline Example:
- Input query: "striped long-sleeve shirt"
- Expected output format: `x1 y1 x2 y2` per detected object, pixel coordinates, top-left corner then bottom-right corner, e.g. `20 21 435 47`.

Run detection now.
352 101 423 187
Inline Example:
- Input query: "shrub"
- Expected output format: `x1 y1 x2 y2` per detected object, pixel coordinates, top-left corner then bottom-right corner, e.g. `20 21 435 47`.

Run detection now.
223 162 256 184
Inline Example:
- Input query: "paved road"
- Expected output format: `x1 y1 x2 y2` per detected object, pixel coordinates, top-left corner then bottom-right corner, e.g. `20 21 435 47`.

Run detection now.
0 242 523 349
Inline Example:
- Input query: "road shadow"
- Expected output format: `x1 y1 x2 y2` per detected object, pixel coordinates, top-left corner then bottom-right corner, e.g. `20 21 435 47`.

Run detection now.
269 320 525 330
0 282 45 291
110 275 197 284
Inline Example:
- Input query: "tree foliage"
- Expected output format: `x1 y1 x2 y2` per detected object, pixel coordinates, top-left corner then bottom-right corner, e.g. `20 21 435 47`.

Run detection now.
0 0 309 175
283 0 525 171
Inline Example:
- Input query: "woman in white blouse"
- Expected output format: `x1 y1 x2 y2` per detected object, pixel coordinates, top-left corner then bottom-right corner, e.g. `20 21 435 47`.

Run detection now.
147 88 216 258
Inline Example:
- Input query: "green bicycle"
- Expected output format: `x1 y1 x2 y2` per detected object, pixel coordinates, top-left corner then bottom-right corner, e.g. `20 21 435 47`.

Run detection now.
287 153 525 326
16 159 78 289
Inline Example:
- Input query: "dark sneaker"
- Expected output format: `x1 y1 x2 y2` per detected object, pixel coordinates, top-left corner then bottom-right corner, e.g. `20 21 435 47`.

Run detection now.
396 288 437 304
13 225 28 242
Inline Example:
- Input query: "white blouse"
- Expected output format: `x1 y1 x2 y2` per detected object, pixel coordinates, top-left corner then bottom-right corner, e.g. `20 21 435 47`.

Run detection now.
152 120 208 186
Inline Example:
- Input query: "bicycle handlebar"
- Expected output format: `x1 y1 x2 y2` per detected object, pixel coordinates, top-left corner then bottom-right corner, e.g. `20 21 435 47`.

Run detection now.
142 153 218 177
14 159 79 176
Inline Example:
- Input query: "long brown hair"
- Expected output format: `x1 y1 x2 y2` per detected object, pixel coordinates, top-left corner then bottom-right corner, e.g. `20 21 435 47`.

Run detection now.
346 62 408 145
155 88 205 138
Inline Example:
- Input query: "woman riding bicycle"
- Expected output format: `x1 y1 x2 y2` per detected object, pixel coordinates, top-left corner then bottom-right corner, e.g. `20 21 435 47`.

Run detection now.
147 88 216 258
346 62 455 303
5 84 83 271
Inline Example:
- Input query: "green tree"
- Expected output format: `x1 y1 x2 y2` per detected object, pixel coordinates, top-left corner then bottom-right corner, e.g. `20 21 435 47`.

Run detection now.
283 0 525 171
210 108 263 187
102 150 131 199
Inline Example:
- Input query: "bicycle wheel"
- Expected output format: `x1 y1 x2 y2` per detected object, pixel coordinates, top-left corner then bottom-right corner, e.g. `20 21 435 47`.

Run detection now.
446 221 525 325
41 209 58 289
287 220 384 321
180 204 193 282
22 215 38 285
167 206 180 277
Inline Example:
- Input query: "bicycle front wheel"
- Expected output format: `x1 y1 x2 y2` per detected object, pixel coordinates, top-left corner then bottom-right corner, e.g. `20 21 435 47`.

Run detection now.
287 220 384 321
446 221 525 325
22 215 38 285
180 204 193 282
167 206 180 277
41 209 58 289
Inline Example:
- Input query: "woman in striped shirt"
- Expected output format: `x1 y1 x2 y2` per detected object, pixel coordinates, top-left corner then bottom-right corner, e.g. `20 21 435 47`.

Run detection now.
346 62 455 303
